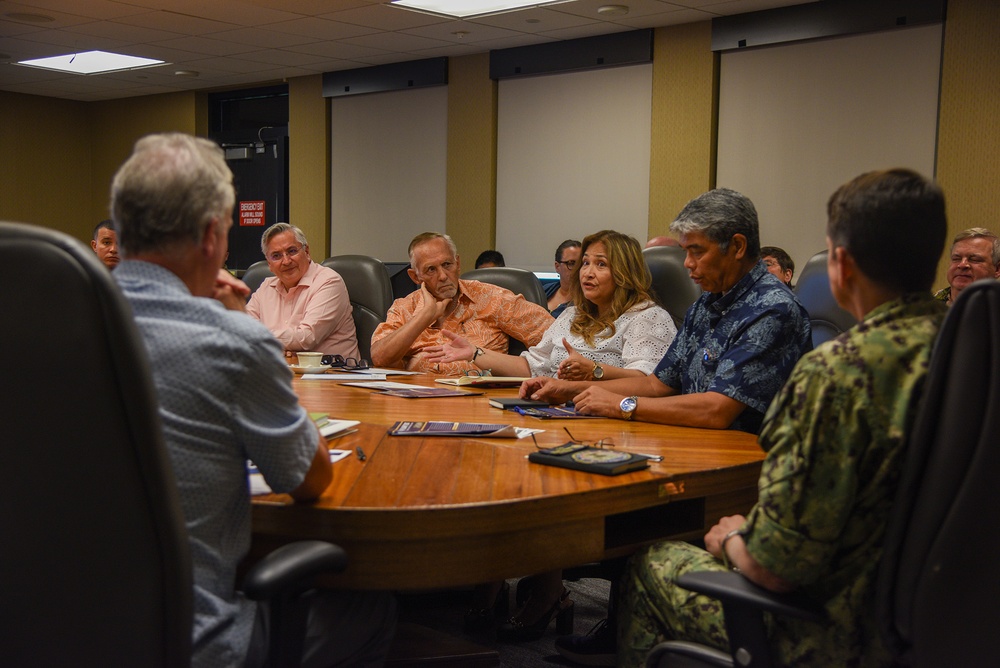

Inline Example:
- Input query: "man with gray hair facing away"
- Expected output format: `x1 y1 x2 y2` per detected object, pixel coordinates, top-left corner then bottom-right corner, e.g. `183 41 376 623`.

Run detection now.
111 132 395 667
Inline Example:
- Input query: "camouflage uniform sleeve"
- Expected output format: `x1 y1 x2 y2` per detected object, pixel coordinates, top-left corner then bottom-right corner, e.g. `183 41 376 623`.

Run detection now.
742 346 865 586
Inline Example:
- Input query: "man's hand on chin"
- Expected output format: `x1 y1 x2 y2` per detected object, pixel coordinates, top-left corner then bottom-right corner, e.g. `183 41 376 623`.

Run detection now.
214 269 249 311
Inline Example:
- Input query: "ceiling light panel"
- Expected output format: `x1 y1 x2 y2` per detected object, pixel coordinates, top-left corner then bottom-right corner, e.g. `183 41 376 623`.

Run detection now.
17 50 165 74
391 0 570 19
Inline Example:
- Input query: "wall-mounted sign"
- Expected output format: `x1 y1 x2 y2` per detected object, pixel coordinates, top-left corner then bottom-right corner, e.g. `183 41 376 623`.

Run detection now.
239 200 266 226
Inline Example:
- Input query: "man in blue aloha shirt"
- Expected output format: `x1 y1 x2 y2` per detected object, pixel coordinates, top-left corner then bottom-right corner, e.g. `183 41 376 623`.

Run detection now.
522 187 811 434
521 188 812 666
618 168 948 667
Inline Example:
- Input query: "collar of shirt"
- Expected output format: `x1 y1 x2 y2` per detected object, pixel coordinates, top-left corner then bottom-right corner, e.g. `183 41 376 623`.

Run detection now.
705 260 770 320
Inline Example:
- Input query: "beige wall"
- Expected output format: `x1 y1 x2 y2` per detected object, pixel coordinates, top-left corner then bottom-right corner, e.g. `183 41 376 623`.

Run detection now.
648 21 718 237
1 0 997 282
446 53 497 266
934 0 1000 287
0 92 91 238
288 75 330 258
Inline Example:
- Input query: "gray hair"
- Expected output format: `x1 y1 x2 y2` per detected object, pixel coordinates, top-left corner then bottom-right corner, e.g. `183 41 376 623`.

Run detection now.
952 227 1000 266
669 188 761 258
261 222 309 256
407 232 458 266
110 133 234 257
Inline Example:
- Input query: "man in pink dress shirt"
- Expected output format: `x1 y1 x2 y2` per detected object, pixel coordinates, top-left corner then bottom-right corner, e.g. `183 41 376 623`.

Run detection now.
246 223 360 360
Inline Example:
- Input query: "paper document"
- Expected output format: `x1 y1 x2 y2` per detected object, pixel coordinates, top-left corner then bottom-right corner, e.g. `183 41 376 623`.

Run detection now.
302 372 387 381
343 380 421 391
249 449 351 495
435 376 529 388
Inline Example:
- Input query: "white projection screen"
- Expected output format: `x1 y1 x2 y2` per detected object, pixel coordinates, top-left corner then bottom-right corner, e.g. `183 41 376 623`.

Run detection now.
496 64 653 272
716 24 942 275
330 85 447 262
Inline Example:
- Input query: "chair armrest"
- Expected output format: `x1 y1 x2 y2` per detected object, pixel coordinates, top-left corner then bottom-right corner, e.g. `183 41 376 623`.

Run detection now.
646 640 734 667
243 540 347 601
677 571 826 623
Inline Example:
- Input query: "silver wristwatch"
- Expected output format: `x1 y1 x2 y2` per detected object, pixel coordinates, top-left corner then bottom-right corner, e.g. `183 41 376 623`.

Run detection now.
620 395 638 420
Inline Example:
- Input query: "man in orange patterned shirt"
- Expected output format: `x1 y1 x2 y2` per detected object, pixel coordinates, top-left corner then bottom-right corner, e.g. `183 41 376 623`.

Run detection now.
371 232 553 374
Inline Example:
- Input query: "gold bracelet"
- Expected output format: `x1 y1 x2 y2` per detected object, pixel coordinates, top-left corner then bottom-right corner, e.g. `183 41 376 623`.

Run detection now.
720 529 742 571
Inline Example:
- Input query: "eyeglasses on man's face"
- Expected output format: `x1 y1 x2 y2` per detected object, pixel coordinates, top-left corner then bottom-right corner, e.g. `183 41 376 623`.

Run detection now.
556 259 578 270
267 245 303 264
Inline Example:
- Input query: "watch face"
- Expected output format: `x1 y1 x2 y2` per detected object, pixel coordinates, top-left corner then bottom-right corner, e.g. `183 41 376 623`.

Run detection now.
620 396 637 413
593 364 604 379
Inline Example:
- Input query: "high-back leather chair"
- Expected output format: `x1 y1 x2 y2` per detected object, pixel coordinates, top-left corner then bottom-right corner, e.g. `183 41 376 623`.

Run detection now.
646 280 1000 668
0 221 193 666
461 267 549 356
794 250 857 347
242 259 274 297
321 255 393 362
0 222 347 667
643 246 701 328
461 266 548 308
877 279 1000 665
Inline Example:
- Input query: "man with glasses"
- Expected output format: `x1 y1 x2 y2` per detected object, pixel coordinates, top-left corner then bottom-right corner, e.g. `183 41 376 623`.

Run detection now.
761 245 795 287
545 239 581 317
934 227 1000 306
371 232 553 374
247 223 360 360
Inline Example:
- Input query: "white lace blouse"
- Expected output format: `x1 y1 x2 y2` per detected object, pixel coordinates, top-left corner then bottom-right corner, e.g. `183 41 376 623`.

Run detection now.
521 300 677 377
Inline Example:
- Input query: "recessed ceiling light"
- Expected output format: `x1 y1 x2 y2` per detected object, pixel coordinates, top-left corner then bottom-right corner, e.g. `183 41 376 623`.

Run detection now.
16 50 165 75
5 12 56 23
390 0 568 19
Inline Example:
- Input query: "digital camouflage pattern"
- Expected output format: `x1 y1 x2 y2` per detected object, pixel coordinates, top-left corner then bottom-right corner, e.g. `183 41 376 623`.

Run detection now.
619 294 946 667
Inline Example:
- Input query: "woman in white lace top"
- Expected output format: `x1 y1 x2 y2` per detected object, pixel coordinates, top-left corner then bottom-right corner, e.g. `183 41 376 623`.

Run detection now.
425 229 676 381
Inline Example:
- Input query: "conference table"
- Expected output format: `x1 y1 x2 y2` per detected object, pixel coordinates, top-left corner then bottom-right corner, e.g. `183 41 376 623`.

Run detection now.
250 373 765 592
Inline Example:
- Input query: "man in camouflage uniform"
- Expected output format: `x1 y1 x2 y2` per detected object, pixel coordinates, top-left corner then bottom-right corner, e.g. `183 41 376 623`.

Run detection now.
618 168 949 667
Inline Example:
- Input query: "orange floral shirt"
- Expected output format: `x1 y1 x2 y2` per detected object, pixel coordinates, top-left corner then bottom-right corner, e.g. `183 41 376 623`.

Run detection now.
372 279 553 374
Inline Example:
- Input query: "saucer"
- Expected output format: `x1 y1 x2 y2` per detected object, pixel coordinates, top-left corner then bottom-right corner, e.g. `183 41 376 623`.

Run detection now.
290 364 330 374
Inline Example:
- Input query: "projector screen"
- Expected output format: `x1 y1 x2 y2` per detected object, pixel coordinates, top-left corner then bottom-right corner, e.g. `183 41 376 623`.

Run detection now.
330 85 447 262
716 24 942 276
496 64 653 272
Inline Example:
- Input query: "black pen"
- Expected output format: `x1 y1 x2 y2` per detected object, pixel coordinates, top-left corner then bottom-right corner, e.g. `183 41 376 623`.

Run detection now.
355 446 366 461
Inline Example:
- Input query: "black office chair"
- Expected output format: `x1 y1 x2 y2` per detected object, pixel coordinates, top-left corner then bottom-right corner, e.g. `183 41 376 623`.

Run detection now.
646 280 1000 668
243 258 274 297
643 246 701 328
462 266 549 356
321 254 393 362
0 222 345 667
462 266 548 308
794 250 857 347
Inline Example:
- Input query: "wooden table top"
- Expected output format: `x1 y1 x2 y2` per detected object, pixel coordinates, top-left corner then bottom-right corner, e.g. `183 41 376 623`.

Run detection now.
251 373 765 590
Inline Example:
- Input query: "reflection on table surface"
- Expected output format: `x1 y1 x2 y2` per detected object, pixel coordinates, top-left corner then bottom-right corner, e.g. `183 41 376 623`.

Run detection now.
250 373 764 590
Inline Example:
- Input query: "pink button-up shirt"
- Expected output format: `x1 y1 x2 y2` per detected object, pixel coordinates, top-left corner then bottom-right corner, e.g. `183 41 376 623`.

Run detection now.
247 261 360 359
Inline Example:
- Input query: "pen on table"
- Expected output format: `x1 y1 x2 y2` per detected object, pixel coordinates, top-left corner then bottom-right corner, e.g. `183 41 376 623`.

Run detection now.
632 452 664 462
355 446 366 461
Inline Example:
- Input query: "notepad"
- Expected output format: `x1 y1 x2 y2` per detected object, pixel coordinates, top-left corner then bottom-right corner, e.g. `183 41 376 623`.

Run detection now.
388 420 518 438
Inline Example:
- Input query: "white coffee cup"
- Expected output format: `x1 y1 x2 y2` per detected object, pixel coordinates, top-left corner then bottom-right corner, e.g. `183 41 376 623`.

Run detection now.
296 352 324 367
